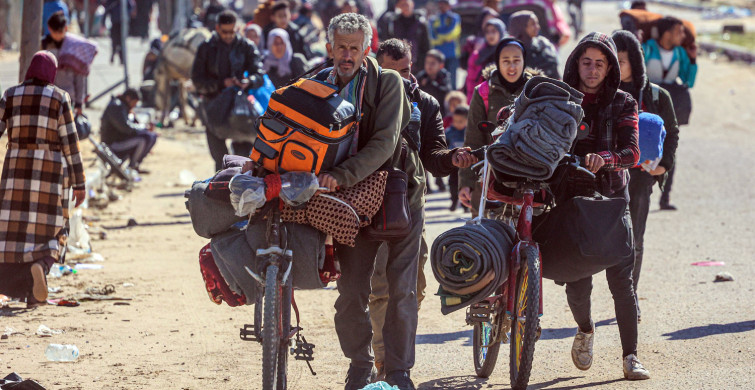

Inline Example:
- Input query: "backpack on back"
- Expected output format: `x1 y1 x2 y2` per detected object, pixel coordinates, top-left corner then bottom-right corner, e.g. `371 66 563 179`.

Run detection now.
250 78 358 174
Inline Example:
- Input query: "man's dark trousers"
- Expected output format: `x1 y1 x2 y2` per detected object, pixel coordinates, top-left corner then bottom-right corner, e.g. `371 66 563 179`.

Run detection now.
334 207 424 372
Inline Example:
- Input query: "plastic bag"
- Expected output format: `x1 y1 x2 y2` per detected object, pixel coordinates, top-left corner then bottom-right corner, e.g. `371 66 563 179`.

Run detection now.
250 74 276 112
279 172 319 207
229 174 267 217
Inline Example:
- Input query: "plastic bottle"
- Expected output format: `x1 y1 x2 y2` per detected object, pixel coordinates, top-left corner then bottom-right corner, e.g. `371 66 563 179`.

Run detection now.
45 344 79 362
405 102 422 150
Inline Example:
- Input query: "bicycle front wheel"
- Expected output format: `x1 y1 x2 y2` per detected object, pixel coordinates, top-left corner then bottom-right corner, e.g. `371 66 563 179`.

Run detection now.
276 282 291 390
262 264 280 390
509 246 541 390
473 319 501 378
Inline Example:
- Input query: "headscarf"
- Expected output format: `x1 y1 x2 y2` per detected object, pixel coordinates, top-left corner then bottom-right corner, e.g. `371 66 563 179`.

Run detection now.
494 38 527 93
24 51 58 84
476 18 507 66
245 23 264 48
507 11 536 43
264 28 293 78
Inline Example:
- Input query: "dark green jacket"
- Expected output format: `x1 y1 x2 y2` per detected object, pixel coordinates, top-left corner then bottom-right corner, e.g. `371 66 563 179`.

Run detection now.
325 57 411 189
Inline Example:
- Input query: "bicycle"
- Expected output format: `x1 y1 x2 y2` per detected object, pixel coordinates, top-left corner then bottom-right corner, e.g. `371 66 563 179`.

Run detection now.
465 123 594 389
235 189 318 390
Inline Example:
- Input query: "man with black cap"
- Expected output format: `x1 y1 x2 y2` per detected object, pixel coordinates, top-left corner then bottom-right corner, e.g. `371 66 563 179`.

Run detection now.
611 30 679 323
560 32 649 380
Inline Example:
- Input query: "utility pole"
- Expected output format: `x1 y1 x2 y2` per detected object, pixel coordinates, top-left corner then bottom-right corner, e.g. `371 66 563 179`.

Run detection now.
19 0 43 83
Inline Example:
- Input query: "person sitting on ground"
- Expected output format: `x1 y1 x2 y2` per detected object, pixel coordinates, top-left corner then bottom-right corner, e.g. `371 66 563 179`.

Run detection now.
41 11 88 117
507 10 561 79
464 18 506 101
560 32 649 380
368 39 477 385
264 28 308 88
100 88 157 174
416 49 453 117
611 30 679 323
263 1 312 59
442 90 467 128
0 51 86 308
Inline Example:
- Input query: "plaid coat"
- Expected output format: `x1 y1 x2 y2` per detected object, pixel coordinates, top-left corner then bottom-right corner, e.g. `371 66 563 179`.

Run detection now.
0 80 86 264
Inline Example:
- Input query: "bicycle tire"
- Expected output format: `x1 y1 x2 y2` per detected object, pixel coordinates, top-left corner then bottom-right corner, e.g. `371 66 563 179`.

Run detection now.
473 320 501 378
509 245 541 390
276 282 291 390
262 264 280 390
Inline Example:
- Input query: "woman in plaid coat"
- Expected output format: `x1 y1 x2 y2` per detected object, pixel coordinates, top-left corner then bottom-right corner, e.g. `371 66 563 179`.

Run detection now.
0 51 86 307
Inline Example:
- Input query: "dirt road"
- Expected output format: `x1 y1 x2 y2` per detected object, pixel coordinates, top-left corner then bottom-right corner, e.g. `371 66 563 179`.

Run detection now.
2 2 755 389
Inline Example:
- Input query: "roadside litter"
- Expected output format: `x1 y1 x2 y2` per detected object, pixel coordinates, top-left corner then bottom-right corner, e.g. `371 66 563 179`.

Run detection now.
0 295 9 308
2 327 19 340
714 272 734 282
691 261 725 266
361 383 399 390
0 372 46 389
44 344 79 362
36 325 63 338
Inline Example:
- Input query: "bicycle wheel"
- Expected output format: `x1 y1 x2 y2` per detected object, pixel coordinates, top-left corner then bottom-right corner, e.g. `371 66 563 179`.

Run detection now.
509 246 541 390
473 319 501 378
262 264 280 390
276 282 291 390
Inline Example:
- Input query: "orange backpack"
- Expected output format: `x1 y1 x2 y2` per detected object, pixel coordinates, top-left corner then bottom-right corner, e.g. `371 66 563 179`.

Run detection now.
250 78 358 174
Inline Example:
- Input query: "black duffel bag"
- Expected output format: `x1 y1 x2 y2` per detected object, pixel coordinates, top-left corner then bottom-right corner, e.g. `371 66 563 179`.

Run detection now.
533 194 633 283
659 82 692 125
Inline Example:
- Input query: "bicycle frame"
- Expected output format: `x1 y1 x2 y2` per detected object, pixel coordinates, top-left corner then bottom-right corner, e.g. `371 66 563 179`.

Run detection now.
468 155 544 343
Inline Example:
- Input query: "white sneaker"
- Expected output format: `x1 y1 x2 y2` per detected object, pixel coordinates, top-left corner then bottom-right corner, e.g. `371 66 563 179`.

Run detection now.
623 354 650 380
571 327 594 370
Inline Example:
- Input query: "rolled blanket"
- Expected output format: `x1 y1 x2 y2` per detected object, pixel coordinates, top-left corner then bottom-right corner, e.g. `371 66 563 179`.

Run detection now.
431 219 516 315
488 76 584 181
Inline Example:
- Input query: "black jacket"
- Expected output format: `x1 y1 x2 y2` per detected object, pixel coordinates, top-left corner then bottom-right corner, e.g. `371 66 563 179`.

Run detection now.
612 30 679 189
415 69 453 117
384 12 431 73
407 78 456 178
100 96 147 145
191 33 264 100
267 53 308 88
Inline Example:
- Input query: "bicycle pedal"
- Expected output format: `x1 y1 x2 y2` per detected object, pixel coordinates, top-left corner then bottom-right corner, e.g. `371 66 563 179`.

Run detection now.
465 303 493 325
239 324 261 342
292 337 315 361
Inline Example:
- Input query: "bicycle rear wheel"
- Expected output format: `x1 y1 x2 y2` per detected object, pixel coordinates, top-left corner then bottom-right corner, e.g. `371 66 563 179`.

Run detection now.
473 319 501 378
262 264 280 390
509 245 541 390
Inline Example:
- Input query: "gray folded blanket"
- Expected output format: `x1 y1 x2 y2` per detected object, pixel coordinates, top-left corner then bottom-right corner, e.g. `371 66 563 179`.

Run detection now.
488 76 585 180
431 219 516 315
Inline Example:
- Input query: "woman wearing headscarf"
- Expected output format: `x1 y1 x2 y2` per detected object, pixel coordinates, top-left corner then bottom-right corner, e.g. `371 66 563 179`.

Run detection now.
0 51 86 307
507 10 561 79
464 18 507 101
460 7 500 72
264 28 307 88
459 38 540 214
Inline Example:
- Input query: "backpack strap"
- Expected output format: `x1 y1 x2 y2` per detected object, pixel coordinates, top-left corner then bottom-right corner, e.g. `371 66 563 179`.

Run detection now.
478 80 490 114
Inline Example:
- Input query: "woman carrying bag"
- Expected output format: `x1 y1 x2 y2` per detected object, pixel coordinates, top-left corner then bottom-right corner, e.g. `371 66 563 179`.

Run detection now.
0 51 86 307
